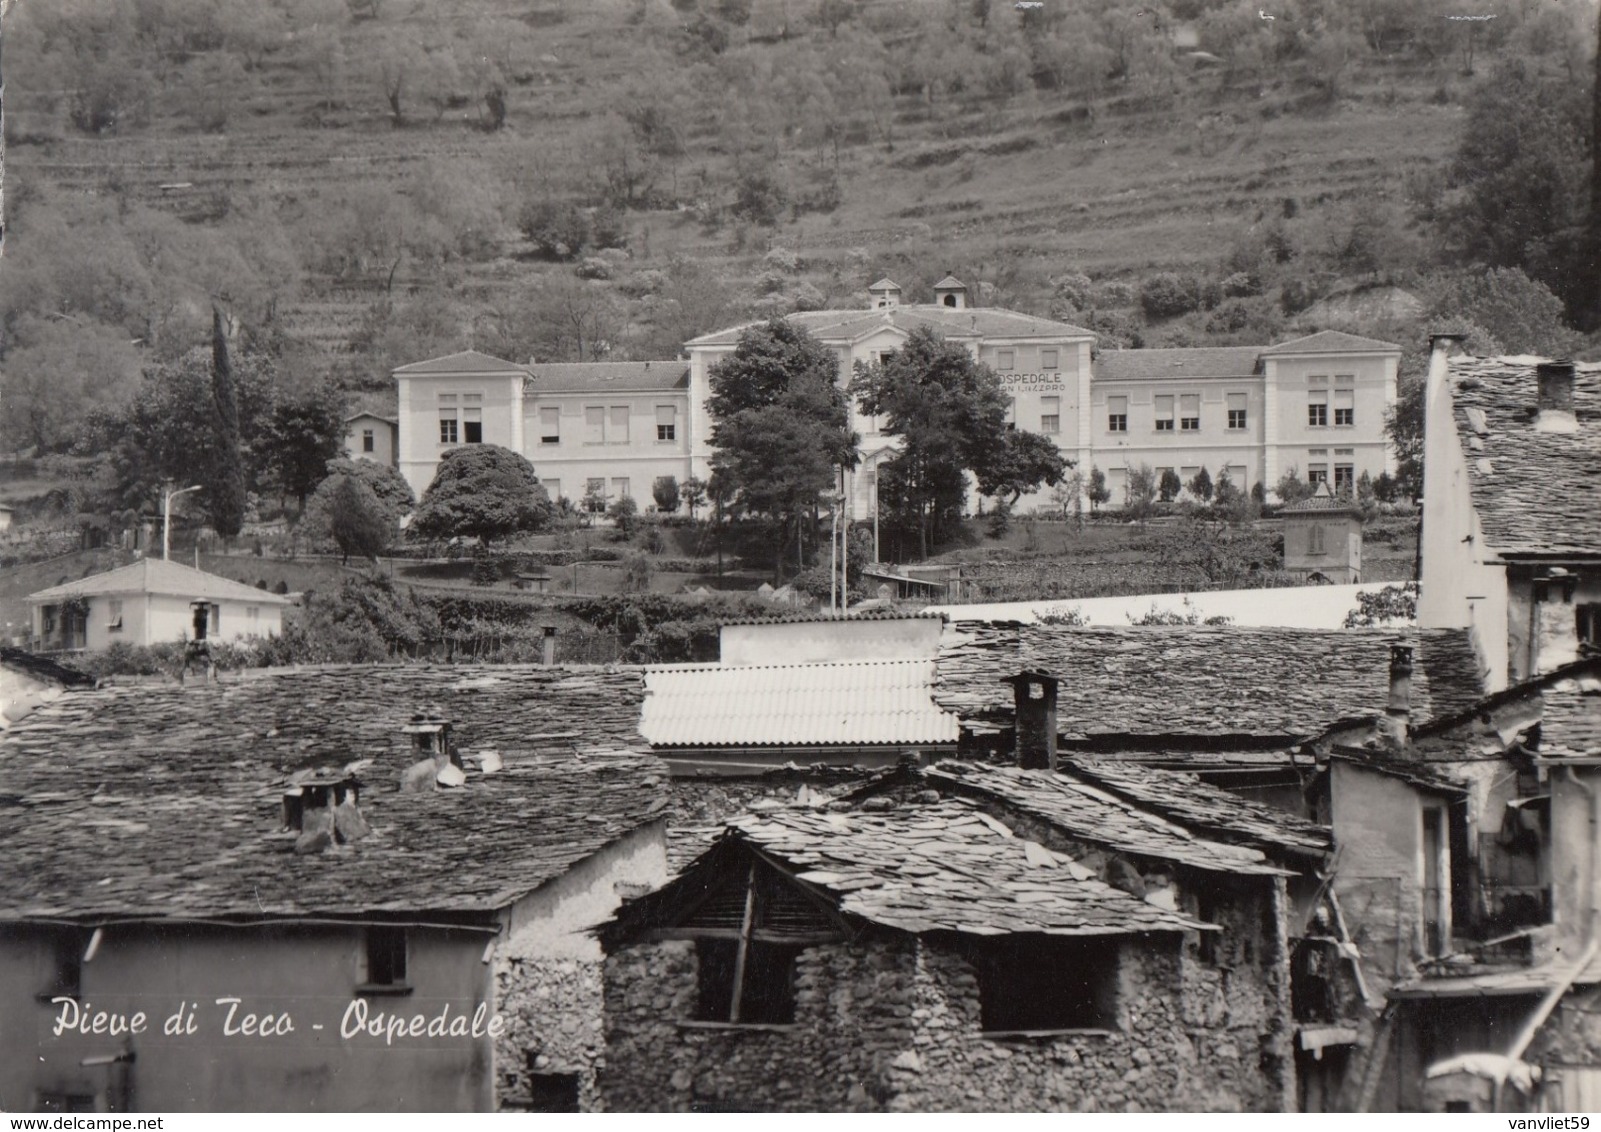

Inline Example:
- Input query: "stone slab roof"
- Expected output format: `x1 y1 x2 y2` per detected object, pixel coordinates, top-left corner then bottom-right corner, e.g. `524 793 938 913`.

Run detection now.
934 622 1485 741
1258 330 1400 356
0 665 660 921
1449 356 1601 556
925 762 1289 876
686 306 1094 348
728 798 1208 936
1535 673 1601 760
1093 346 1264 382
1067 757 1330 856
28 559 294 606
0 647 96 688
526 361 688 393
641 659 959 748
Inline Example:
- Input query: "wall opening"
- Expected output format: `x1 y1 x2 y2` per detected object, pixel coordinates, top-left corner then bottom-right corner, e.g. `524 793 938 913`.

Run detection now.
522 1070 580 1113
962 935 1120 1033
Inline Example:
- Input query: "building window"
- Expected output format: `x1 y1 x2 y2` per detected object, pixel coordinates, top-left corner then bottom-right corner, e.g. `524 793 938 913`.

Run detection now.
695 938 803 1025
1180 394 1200 431
1041 348 1059 370
42 932 83 1001
462 394 484 443
584 407 605 446
656 405 677 442
439 394 459 445
1308 377 1329 428
1040 396 1060 434
585 479 606 512
540 407 561 446
1155 395 1175 431
364 927 408 990
107 599 123 633
1309 525 1326 554
608 406 629 445
1308 465 1329 485
1334 463 1355 491
1577 603 1601 648
1107 396 1128 433
521 1068 581 1114
996 349 1015 371
964 936 1119 1034
1334 385 1355 427
1227 392 1247 430
362 429 375 453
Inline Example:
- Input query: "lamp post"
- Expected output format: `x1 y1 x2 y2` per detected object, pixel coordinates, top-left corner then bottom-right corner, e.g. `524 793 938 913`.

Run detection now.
162 484 202 561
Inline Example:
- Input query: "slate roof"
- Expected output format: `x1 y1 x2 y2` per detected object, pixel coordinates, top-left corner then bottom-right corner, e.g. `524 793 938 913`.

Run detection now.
1448 356 1601 556
27 559 293 606
726 798 1209 936
0 647 96 688
1093 346 1264 382
392 349 528 376
0 665 662 920
1281 486 1363 516
718 610 944 627
526 361 688 394
1258 330 1401 356
641 659 959 748
933 622 1485 741
925 762 1289 876
1066 757 1331 856
1535 675 1601 761
686 306 1095 347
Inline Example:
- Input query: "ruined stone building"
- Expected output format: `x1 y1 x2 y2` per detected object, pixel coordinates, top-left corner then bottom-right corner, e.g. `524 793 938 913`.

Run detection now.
0 665 668 1113
599 670 1330 1112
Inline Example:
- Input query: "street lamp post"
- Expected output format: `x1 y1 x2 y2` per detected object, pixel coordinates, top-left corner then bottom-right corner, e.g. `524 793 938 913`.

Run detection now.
162 484 202 561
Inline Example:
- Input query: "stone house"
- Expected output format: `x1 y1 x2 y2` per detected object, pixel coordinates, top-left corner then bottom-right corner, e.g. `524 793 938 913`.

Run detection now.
0 664 668 1113
1418 343 1601 691
25 559 292 652
600 670 1328 1112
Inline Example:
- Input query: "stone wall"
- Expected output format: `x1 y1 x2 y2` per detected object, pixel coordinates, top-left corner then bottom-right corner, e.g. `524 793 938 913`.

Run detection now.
601 930 1291 1112
495 956 605 1111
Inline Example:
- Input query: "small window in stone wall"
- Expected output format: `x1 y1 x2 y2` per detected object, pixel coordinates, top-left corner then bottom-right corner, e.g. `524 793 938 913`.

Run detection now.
522 1068 580 1113
363 927 408 991
963 935 1120 1033
695 938 803 1024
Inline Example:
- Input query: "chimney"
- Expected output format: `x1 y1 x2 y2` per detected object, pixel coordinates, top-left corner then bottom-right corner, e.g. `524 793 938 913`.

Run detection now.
1532 568 1580 674
283 772 370 853
933 274 968 310
400 712 465 791
1535 361 1579 434
1381 643 1413 749
1004 670 1058 771
541 624 557 666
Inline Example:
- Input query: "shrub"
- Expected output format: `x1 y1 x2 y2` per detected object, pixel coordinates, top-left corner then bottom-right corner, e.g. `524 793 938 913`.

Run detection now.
1139 273 1203 318
1221 271 1262 297
1052 272 1094 311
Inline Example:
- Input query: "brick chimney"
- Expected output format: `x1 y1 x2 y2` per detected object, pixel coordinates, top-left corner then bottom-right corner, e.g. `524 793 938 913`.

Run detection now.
1381 643 1413 749
1535 361 1579 434
1004 670 1058 770
1532 569 1580 674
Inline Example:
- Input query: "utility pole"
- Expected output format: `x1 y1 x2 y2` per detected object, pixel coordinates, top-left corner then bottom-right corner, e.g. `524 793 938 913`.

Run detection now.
0 0 11 259
163 484 202 561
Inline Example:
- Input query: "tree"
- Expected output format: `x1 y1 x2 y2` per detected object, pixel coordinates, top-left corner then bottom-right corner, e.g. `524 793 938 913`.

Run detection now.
853 326 1031 558
652 475 681 514
607 493 640 536
0 316 144 453
321 456 415 520
1424 268 1579 355
681 476 708 520
975 430 1068 508
1343 582 1419 628
1274 467 1313 505
410 444 553 547
708 318 855 575
258 388 347 512
315 473 391 564
1188 466 1213 502
1125 464 1157 522
207 305 249 540
1158 468 1182 503
1088 467 1111 514
1052 471 1086 530
1446 58 1593 324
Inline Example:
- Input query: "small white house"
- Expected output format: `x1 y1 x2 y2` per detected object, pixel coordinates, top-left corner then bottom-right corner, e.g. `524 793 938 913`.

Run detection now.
27 559 291 652
344 412 398 467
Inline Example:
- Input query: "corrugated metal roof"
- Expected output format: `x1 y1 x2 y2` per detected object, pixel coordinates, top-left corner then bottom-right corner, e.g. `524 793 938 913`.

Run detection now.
641 659 960 748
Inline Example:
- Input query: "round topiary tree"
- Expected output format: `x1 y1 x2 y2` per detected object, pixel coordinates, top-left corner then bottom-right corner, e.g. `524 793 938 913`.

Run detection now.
410 445 554 549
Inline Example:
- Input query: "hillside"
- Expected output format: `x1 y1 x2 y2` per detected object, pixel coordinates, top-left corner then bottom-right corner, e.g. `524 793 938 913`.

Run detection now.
4 0 1538 400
